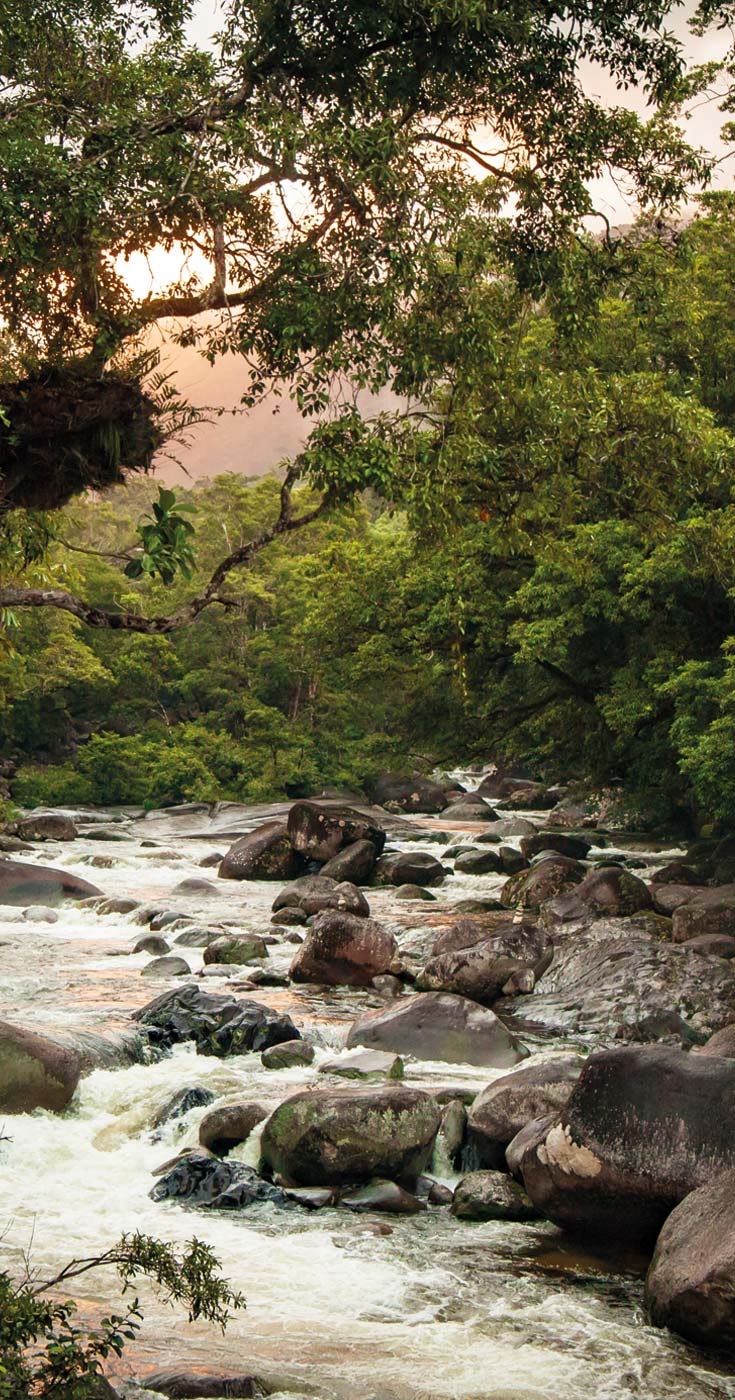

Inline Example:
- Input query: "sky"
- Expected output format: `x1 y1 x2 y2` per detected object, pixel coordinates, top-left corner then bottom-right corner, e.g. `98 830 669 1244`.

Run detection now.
142 1 735 483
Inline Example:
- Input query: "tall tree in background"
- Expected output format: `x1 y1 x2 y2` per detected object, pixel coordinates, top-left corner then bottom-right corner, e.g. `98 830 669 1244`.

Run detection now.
0 0 722 631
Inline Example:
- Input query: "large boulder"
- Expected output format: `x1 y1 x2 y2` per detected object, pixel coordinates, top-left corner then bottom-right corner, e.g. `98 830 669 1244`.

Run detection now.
372 772 447 814
0 858 102 905
417 941 534 1006
260 1083 441 1185
289 909 398 987
150 1152 292 1209
0 1020 81 1113
500 854 586 911
430 917 546 961
672 885 735 943
218 822 304 881
467 1056 586 1169
520 831 591 861
645 1168 735 1348
134 986 300 1057
272 875 369 918
506 923 735 1044
320 839 378 884
346 991 525 1068
519 1046 735 1240
287 801 385 861
373 851 445 887
697 1024 735 1058
543 866 653 926
15 812 77 842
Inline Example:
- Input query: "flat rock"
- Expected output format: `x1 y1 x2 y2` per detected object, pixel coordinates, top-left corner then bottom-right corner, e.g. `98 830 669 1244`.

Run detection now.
346 991 525 1068
319 1050 404 1081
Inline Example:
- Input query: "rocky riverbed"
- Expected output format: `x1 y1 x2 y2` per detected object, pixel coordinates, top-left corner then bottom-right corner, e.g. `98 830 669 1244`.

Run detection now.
2 774 735 1400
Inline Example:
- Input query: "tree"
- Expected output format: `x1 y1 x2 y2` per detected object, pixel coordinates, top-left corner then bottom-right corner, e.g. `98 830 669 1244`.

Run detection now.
0 0 720 631
0 1232 245 1399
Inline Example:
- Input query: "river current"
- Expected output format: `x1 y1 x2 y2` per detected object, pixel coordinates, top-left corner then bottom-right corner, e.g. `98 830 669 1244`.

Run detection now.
0 792 733 1400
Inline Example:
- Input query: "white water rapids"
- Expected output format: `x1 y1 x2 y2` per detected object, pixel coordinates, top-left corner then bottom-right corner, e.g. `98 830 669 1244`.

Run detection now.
0 799 732 1400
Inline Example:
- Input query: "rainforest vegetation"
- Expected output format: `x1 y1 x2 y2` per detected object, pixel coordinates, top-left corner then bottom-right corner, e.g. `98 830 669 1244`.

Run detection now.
4 200 735 829
3 0 735 832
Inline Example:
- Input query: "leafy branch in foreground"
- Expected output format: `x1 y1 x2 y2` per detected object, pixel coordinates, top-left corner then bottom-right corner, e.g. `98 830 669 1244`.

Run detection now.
0 1232 245 1400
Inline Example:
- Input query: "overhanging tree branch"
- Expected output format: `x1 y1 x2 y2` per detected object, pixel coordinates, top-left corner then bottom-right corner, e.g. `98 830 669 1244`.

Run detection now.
0 474 331 633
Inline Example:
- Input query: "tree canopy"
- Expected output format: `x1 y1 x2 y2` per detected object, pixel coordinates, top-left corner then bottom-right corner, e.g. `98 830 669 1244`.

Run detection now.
0 0 715 514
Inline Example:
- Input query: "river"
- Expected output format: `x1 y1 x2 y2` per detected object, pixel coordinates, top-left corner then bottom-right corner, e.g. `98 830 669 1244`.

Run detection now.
0 794 733 1400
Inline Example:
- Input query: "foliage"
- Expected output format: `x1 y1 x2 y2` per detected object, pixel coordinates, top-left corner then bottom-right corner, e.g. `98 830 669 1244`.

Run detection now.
0 0 721 512
124 486 197 585
0 1232 244 1399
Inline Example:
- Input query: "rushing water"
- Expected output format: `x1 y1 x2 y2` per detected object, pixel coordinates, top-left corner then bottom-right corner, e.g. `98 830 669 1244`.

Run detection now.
0 799 733 1400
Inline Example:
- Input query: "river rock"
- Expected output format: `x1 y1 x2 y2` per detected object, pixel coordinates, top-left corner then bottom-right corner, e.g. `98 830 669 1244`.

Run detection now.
417 942 534 1006
154 1086 215 1127
519 1045 735 1239
520 831 591 861
22 904 58 923
319 1050 404 1081
320 839 378 883
15 812 77 841
150 1152 292 1209
135 986 300 1056
287 801 386 861
682 933 735 958
173 925 226 947
260 1083 441 1185
651 862 704 886
219 822 304 881
672 885 735 943
394 883 437 901
454 848 504 875
199 1101 268 1153
498 846 526 875
506 1114 556 1180
202 935 268 965
271 906 308 926
430 917 545 960
543 866 653 925
289 909 398 987
132 934 170 956
272 874 369 917
650 884 701 917
466 1056 586 1168
645 1167 735 1348
0 858 102 905
261 1039 315 1068
96 896 140 916
500 855 586 911
170 877 218 895
141 955 191 978
373 851 445 887
442 799 499 821
697 1024 735 1059
451 1170 540 1222
341 1179 424 1213
506 921 735 1043
144 1373 266 1399
346 992 525 1068
0 1019 81 1112
372 772 448 813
